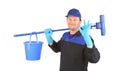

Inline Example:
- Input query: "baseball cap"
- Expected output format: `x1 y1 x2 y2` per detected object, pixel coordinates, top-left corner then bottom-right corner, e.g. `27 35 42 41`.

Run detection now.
66 8 81 18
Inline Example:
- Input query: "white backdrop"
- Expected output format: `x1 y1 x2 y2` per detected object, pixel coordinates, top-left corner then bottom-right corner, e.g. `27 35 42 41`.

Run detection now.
0 0 120 71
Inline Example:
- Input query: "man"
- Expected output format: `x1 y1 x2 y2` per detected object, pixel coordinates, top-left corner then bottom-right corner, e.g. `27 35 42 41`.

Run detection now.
44 8 100 71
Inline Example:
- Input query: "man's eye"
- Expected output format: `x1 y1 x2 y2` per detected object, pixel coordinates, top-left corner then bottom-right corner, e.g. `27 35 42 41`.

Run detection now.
68 19 72 21
74 19 77 21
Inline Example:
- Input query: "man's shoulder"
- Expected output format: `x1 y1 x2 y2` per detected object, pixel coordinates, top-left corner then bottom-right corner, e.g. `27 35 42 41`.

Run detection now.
61 32 69 39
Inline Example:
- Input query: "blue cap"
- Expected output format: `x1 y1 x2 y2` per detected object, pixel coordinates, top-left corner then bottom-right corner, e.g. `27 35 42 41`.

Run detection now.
66 8 81 18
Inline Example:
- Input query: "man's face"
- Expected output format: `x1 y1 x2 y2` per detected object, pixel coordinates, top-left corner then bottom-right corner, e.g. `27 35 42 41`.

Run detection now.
66 16 81 31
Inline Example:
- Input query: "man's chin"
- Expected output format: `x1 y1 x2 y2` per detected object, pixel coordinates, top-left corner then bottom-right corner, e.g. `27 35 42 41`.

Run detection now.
69 28 76 31
68 27 78 30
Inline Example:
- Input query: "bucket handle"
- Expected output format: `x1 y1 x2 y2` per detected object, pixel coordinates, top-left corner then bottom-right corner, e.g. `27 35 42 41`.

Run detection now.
27 32 39 50
29 32 39 43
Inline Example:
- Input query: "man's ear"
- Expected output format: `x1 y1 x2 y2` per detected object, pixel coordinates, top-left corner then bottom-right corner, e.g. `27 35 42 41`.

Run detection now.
79 20 82 25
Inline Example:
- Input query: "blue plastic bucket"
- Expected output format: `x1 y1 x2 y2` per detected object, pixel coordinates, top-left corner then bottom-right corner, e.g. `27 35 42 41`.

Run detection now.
24 33 43 60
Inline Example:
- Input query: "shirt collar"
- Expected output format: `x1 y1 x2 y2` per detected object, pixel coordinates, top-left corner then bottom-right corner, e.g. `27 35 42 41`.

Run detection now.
69 31 82 37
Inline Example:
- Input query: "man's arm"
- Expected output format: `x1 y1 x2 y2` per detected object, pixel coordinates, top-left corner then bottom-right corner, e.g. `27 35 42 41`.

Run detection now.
48 40 61 53
84 39 100 63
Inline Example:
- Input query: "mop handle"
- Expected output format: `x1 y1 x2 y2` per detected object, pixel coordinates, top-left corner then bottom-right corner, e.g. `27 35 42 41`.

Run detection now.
14 28 69 37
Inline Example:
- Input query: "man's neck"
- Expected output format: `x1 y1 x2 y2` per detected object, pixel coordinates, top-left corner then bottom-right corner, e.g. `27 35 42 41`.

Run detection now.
70 29 79 35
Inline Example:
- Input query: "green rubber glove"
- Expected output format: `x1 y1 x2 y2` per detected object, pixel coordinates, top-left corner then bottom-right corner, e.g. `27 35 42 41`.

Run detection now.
44 28 53 44
79 20 93 46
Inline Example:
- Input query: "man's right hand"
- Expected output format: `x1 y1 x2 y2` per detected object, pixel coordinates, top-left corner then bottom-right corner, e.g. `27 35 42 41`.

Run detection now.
78 20 93 47
44 28 53 44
